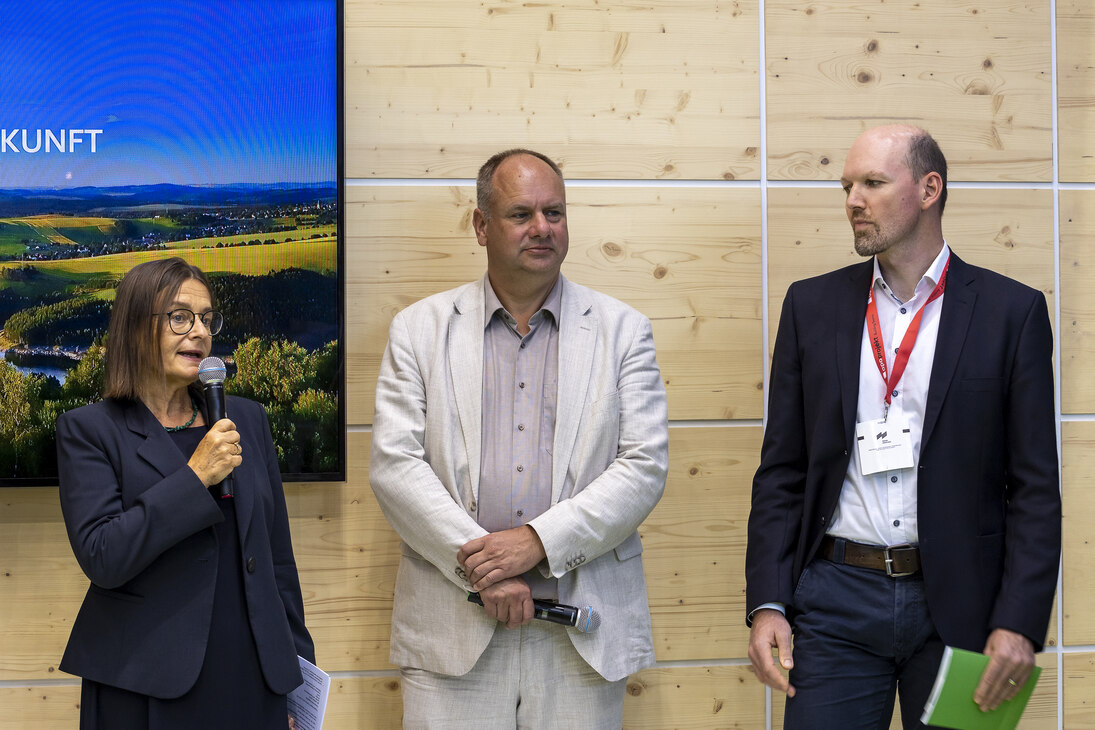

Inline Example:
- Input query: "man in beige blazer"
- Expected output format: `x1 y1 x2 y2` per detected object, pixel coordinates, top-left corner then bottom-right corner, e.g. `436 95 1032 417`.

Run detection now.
370 149 669 728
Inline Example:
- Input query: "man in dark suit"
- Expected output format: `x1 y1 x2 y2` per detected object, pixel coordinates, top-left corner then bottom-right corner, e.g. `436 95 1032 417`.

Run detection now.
745 125 1061 728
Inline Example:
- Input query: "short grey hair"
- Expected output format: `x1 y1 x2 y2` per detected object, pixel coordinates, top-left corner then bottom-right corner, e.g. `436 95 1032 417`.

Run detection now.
476 149 564 219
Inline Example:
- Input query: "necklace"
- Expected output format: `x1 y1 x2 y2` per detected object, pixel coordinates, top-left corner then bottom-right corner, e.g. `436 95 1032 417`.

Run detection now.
164 396 199 432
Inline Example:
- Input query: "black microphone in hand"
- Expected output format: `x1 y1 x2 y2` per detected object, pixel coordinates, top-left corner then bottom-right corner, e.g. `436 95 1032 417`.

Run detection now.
198 356 233 499
467 592 601 633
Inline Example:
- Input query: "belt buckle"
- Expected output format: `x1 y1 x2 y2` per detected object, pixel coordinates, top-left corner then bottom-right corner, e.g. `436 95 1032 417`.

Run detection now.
884 544 916 577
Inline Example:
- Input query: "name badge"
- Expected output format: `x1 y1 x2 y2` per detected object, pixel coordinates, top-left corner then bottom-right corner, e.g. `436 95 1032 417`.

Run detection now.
855 416 914 475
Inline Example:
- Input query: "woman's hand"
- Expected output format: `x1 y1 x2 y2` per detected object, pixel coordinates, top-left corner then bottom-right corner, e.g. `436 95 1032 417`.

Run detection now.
188 418 243 486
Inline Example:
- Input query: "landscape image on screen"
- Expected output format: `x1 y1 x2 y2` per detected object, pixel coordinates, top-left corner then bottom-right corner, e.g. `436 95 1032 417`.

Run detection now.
0 0 343 484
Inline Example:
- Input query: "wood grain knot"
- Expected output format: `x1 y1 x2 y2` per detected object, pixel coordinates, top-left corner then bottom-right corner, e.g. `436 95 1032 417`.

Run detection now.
601 241 623 258
653 265 668 279
866 40 878 53
626 681 645 696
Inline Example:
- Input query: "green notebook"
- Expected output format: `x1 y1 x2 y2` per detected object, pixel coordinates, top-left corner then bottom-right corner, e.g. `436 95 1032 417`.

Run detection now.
921 646 1041 729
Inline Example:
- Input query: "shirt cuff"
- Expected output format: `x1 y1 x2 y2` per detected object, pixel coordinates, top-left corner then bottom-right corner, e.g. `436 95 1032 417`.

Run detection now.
748 602 787 625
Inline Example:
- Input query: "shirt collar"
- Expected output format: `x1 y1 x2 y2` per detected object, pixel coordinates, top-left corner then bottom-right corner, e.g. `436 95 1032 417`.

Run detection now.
482 274 563 330
872 241 951 305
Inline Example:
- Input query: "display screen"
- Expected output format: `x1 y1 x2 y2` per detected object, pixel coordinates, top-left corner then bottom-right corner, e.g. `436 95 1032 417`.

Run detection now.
0 0 344 484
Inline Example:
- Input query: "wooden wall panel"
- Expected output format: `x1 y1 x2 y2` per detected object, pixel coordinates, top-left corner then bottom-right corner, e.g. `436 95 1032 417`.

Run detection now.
1057 0 1095 181
643 426 761 661
765 0 1053 182
1022 652 1063 729
344 0 760 180
1060 189 1095 412
0 488 84 682
347 185 763 425
1062 421 1095 645
287 433 399 672
622 666 765 729
1065 653 1095 728
767 187 1055 355
321 676 404 729
0 686 80 730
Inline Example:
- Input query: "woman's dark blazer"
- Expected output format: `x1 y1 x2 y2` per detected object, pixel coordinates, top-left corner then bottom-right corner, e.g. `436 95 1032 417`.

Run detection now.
56 391 314 699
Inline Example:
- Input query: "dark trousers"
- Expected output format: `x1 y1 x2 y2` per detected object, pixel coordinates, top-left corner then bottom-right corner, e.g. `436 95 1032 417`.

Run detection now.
783 557 945 730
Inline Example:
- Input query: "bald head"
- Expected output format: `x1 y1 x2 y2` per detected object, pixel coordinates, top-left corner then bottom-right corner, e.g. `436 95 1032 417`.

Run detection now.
476 149 564 221
850 125 948 215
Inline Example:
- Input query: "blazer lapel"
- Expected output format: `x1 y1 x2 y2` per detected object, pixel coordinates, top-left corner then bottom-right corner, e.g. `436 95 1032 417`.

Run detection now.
837 261 874 442
450 282 485 500
126 400 188 479
552 278 596 504
922 254 976 450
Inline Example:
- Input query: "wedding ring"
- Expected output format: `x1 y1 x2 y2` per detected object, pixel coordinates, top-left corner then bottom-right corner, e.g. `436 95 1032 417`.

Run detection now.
1007 678 1018 687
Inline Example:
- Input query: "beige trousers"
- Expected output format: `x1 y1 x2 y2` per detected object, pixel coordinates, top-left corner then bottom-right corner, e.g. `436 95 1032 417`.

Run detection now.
399 620 626 729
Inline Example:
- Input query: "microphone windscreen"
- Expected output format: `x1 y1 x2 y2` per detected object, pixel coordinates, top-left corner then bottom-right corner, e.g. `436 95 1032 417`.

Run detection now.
574 606 602 633
198 356 227 385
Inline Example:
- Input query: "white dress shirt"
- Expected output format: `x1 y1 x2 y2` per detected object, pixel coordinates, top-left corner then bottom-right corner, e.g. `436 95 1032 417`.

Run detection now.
829 243 951 547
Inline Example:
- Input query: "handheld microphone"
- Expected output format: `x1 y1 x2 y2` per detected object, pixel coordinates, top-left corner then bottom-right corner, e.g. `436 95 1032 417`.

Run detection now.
198 356 233 499
467 592 601 633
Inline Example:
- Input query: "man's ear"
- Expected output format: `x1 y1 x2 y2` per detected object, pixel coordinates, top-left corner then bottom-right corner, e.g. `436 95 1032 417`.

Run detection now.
472 208 489 247
921 171 943 211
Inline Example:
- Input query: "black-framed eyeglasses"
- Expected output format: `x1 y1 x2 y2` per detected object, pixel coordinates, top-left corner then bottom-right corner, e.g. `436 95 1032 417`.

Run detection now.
156 309 224 335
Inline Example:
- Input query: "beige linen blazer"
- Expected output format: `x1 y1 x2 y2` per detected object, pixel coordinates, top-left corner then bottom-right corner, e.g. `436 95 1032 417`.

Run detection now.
370 275 669 682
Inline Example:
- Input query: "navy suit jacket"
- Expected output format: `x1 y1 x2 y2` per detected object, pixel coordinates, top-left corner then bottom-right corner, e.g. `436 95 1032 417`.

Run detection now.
57 391 313 698
746 253 1061 652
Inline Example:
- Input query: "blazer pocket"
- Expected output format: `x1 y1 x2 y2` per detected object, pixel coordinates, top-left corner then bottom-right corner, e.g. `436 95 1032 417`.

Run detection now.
614 531 643 562
89 583 144 604
590 389 620 414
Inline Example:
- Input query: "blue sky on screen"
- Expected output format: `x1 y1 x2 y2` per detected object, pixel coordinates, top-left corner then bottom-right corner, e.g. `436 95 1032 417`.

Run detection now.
0 0 336 188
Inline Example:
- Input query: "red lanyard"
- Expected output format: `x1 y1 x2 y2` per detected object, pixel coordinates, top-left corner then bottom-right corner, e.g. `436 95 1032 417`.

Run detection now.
865 255 950 409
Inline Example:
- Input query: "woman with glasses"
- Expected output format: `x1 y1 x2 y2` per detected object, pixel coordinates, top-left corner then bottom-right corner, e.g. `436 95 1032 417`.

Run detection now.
55 257 313 729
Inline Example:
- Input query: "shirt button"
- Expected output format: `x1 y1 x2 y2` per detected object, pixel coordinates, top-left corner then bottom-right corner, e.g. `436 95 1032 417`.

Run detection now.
900 307 907 314
892 389 899 398
469 500 477 511
519 382 526 389
893 519 901 527
890 476 898 483
517 510 524 517
520 342 526 349
516 465 524 473
246 557 256 573
517 424 525 431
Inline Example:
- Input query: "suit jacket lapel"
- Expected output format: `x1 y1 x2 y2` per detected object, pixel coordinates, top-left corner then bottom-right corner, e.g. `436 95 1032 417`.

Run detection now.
838 261 874 443
450 281 485 500
126 400 187 479
922 254 975 449
552 277 596 504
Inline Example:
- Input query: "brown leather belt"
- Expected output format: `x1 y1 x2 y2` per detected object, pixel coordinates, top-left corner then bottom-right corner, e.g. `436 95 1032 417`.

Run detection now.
820 535 921 577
